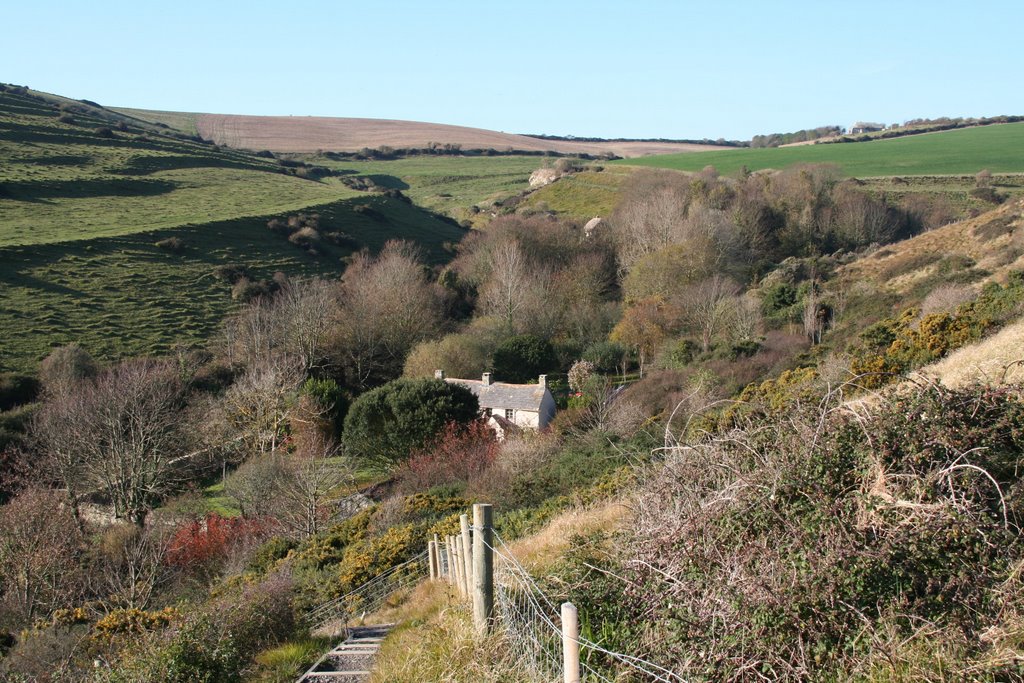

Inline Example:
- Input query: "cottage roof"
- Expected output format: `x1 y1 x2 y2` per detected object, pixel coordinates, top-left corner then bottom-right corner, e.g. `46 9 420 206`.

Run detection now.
445 377 549 411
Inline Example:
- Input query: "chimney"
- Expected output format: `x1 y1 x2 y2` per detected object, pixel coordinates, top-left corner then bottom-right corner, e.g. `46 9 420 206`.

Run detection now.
434 369 445 380
538 374 547 388
482 372 492 386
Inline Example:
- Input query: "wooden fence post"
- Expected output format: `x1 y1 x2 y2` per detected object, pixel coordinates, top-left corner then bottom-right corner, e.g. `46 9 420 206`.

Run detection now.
452 532 460 589
472 503 494 635
433 533 442 577
455 535 468 598
561 602 580 683
452 535 463 597
460 513 473 594
428 540 437 580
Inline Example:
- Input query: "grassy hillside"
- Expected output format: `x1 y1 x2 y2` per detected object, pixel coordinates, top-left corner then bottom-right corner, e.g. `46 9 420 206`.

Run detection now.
0 194 465 372
108 107 201 135
0 89 363 245
315 155 542 225
517 166 631 220
620 121 1024 176
0 87 466 372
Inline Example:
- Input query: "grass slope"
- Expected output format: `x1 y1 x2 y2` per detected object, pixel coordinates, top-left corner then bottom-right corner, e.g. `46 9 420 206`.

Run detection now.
316 155 542 224
619 122 1024 176
0 194 465 373
0 88 466 372
0 90 362 245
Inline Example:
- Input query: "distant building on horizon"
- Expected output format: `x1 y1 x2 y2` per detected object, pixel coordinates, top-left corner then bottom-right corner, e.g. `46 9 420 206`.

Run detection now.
435 370 556 433
849 121 885 135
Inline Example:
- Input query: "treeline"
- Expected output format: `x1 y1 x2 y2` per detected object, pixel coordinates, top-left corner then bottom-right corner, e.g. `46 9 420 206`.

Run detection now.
750 125 842 148
826 114 1024 144
316 145 619 162
521 133 747 147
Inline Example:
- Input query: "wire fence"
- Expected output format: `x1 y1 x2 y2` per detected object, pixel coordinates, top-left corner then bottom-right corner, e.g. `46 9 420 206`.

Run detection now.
483 530 685 683
307 550 429 632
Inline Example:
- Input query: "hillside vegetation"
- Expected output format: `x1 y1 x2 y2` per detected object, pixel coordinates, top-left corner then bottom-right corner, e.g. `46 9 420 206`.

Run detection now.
0 88 360 245
0 87 467 371
621 121 1024 176
5 85 1024 683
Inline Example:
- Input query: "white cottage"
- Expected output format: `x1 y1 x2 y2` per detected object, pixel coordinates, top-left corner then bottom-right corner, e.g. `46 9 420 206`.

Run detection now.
436 370 557 431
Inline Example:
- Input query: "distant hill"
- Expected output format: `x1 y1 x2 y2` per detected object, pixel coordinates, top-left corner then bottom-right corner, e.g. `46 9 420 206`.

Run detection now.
619 122 1024 176
112 109 730 158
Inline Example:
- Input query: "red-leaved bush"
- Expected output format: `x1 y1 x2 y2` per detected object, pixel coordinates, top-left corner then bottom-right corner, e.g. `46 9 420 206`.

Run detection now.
166 513 272 573
396 420 498 493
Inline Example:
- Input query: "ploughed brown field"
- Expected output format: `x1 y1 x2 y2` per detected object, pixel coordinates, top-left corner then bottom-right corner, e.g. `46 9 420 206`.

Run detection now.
191 113 728 157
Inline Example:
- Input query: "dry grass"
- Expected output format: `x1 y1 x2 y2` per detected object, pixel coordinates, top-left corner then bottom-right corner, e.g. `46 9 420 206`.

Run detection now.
365 499 631 681
190 113 727 157
839 199 1024 294
368 581 519 682
912 317 1024 389
505 499 630 573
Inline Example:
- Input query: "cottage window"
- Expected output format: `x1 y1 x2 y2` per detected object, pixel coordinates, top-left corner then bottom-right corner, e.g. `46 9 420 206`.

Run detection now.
485 408 492 417
505 408 514 420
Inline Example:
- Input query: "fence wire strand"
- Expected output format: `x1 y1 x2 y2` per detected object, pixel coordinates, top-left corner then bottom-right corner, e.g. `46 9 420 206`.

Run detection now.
308 550 428 630
307 520 684 682
485 531 685 683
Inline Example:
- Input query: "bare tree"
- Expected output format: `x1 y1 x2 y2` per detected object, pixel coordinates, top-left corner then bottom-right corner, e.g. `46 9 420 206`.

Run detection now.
275 278 334 373
91 525 174 611
329 241 442 389
222 296 278 369
274 436 351 539
679 275 742 352
33 359 189 526
221 353 304 459
0 487 81 622
803 286 829 345
221 277 335 374
833 184 898 245
611 173 691 272
480 239 531 332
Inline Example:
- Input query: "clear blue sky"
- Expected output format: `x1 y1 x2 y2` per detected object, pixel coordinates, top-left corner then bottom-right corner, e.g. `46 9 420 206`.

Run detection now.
5 0 1023 140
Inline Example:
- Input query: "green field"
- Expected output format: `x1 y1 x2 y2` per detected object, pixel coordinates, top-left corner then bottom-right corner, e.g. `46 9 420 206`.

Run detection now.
109 107 201 135
0 92 363 245
0 88 467 372
0 194 466 372
313 155 544 226
619 122 1024 176
518 167 631 219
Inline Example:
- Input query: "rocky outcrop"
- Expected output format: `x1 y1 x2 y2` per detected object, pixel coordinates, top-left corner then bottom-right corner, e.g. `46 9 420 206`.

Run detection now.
529 168 560 188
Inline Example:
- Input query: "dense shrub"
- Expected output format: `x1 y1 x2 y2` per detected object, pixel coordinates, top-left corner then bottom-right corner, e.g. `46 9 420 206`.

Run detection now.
167 513 272 575
581 340 626 374
39 343 97 389
211 263 250 284
395 421 498 493
301 377 347 434
230 277 278 303
492 335 557 383
101 570 297 683
343 378 479 466
850 273 1024 388
969 186 1006 205
602 384 1024 681
287 226 320 248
